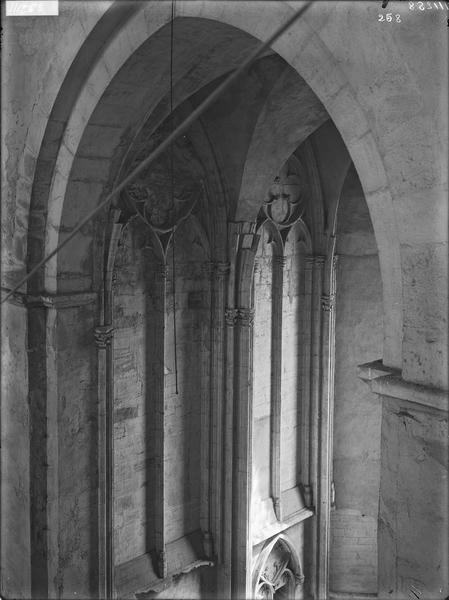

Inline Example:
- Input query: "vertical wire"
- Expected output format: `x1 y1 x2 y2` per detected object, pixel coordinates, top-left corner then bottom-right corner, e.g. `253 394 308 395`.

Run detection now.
170 0 179 394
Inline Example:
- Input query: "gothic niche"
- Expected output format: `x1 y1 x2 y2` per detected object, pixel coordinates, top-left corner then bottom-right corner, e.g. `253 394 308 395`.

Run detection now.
253 535 304 600
262 156 306 230
121 130 205 243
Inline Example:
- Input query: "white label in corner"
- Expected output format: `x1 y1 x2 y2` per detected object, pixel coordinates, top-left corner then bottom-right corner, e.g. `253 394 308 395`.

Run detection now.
6 1 59 16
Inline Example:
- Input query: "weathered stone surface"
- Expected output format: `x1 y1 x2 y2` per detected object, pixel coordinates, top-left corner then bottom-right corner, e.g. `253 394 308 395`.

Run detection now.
1 2 447 598
379 399 448 599
330 167 383 594
0 302 31 599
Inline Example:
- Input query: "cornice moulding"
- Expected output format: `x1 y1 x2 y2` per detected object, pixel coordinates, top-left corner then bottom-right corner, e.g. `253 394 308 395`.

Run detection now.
358 360 448 414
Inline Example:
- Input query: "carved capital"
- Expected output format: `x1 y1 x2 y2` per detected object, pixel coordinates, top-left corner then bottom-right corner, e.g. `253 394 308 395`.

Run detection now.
225 308 238 327
253 259 260 275
332 254 339 269
229 221 257 236
94 325 114 348
304 255 315 270
321 293 336 312
273 255 286 268
313 255 326 266
111 269 119 289
236 308 254 327
212 261 230 277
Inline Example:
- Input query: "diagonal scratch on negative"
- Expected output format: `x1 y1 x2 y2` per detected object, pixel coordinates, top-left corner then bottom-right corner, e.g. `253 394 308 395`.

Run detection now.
1 1 313 305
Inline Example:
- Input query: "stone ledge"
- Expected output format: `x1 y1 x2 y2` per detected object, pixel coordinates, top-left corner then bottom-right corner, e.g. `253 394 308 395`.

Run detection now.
1 287 98 309
252 486 314 546
115 530 213 599
358 360 448 414
1 287 26 306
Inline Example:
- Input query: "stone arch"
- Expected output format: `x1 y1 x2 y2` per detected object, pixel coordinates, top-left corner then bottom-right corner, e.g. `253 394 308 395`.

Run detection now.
28 0 403 390
252 533 304 599
237 69 328 224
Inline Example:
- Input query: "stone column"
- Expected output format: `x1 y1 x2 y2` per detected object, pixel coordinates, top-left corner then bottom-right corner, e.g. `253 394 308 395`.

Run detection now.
294 573 306 600
270 254 285 520
94 323 114 600
221 306 237 598
27 296 58 600
309 256 325 506
308 255 325 600
26 291 97 599
149 261 167 579
232 306 255 599
316 253 337 600
226 221 259 599
302 256 314 507
209 262 230 564
97 215 123 599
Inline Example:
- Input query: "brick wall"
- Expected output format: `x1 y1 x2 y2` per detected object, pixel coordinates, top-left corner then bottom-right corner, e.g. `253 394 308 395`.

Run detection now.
330 509 377 593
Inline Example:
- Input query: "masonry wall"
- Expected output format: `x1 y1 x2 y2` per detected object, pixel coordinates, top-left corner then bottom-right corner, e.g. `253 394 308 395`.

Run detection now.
113 214 210 596
1 4 447 599
379 399 448 599
330 166 383 594
281 226 305 492
252 225 273 504
113 220 150 565
163 217 211 544
0 303 30 599
55 301 99 597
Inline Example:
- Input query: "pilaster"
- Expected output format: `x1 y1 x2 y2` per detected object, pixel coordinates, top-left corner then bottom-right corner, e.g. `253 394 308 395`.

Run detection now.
301 256 314 507
227 221 259 599
94 324 114 600
308 255 325 600
25 291 98 599
148 261 168 579
270 254 285 520
316 253 338 600
232 306 255 599
209 262 230 565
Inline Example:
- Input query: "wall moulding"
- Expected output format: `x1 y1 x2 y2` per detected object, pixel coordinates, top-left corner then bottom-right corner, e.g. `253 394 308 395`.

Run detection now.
358 360 448 413
1 287 26 306
0 288 98 308
25 291 98 309
114 533 214 599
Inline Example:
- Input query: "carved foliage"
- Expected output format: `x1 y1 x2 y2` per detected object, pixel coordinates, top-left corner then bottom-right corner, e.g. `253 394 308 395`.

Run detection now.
254 538 301 599
122 131 205 234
